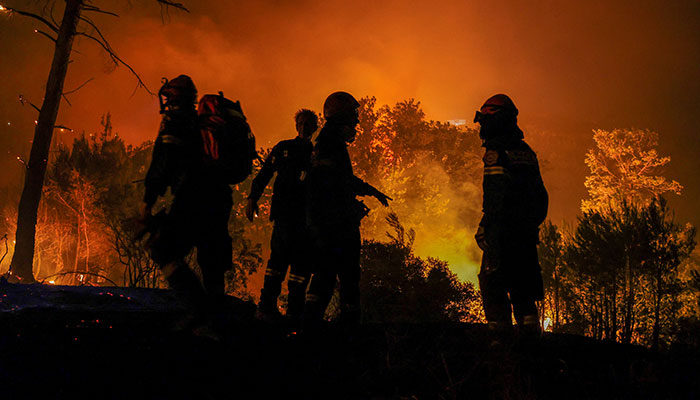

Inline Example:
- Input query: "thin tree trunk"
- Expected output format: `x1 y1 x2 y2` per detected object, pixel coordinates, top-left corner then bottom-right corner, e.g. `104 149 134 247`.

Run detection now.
603 288 609 340
611 276 618 342
8 0 83 282
554 266 560 330
623 256 635 344
652 268 662 351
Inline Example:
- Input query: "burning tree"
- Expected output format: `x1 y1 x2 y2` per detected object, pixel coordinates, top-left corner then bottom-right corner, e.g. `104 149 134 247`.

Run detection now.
1 0 188 283
351 97 484 280
582 128 682 212
33 115 263 292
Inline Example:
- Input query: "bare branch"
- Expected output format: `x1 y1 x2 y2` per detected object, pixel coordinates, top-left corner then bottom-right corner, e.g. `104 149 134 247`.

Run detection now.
61 94 72 107
18 95 41 113
54 124 73 132
82 4 119 17
79 16 114 53
130 81 141 98
63 77 94 95
76 32 154 95
49 1 58 28
158 0 189 23
156 0 189 12
2 6 59 33
33 29 57 43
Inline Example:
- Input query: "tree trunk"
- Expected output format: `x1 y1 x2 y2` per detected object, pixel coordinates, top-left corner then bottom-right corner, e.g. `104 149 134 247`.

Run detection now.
8 0 83 282
623 256 635 344
652 268 662 351
554 266 560 330
611 277 618 342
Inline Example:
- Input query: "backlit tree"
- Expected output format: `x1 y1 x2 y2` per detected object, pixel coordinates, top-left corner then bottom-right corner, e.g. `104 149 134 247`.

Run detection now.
582 128 682 212
1 0 188 282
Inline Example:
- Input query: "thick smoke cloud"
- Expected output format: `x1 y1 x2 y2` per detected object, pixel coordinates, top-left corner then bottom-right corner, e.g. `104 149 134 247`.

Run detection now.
1 0 698 230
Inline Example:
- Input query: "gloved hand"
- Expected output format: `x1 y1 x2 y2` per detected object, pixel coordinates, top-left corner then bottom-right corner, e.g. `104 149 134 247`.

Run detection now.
373 189 392 207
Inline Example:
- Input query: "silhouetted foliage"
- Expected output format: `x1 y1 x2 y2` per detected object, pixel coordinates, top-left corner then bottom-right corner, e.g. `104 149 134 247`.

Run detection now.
360 213 483 323
538 221 565 329
539 199 696 348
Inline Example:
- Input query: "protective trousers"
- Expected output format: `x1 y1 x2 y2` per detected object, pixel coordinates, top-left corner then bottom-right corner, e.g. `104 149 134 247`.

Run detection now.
149 182 233 297
258 220 311 318
304 226 361 326
478 238 542 327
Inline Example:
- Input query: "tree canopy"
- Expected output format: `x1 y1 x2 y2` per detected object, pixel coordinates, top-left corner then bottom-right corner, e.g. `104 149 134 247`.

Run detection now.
582 129 682 212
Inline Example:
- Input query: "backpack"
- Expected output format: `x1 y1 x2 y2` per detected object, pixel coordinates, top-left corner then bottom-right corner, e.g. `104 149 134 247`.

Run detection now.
197 92 258 184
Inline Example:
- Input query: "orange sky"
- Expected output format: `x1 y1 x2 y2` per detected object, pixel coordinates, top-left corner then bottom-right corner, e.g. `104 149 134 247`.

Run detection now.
1 0 699 230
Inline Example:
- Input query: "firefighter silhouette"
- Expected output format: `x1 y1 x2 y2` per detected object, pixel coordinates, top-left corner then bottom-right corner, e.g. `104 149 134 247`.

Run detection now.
303 91 391 329
474 94 548 339
246 109 318 325
141 75 233 331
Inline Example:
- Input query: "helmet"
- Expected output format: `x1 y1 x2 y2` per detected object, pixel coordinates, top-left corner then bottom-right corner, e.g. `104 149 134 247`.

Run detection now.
474 94 523 141
473 94 518 123
323 91 360 123
158 75 197 111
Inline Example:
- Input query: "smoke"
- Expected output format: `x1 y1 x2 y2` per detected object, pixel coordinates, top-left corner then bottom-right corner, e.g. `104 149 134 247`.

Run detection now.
402 160 482 284
360 155 483 285
1 0 699 227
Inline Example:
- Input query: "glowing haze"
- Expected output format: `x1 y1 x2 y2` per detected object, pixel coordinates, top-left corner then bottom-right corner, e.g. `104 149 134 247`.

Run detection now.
0 0 698 283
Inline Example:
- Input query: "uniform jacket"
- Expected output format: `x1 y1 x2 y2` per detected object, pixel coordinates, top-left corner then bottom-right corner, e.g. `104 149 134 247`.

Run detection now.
248 136 313 223
480 133 548 244
144 109 202 206
306 124 376 229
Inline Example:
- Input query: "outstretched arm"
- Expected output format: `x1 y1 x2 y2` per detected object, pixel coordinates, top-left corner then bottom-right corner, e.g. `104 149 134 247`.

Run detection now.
246 148 277 221
350 175 391 206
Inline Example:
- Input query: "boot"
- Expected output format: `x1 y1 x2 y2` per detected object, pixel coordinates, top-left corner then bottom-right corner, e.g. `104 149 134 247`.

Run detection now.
487 320 514 349
518 314 543 341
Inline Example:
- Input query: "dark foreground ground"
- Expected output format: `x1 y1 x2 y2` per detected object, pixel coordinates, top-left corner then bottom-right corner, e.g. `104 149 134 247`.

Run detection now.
1 282 698 400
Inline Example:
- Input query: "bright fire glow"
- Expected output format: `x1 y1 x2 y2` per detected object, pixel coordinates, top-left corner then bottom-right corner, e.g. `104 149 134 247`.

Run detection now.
543 317 553 332
48 280 55 285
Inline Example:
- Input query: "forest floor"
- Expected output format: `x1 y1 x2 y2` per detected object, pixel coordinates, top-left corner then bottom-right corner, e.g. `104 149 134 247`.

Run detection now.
0 281 698 400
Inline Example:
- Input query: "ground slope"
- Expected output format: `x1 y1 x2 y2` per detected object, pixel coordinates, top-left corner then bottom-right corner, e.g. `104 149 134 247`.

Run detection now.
0 282 697 399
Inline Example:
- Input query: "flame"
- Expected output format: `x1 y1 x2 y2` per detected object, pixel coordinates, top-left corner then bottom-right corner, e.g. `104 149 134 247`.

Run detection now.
543 317 553 332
